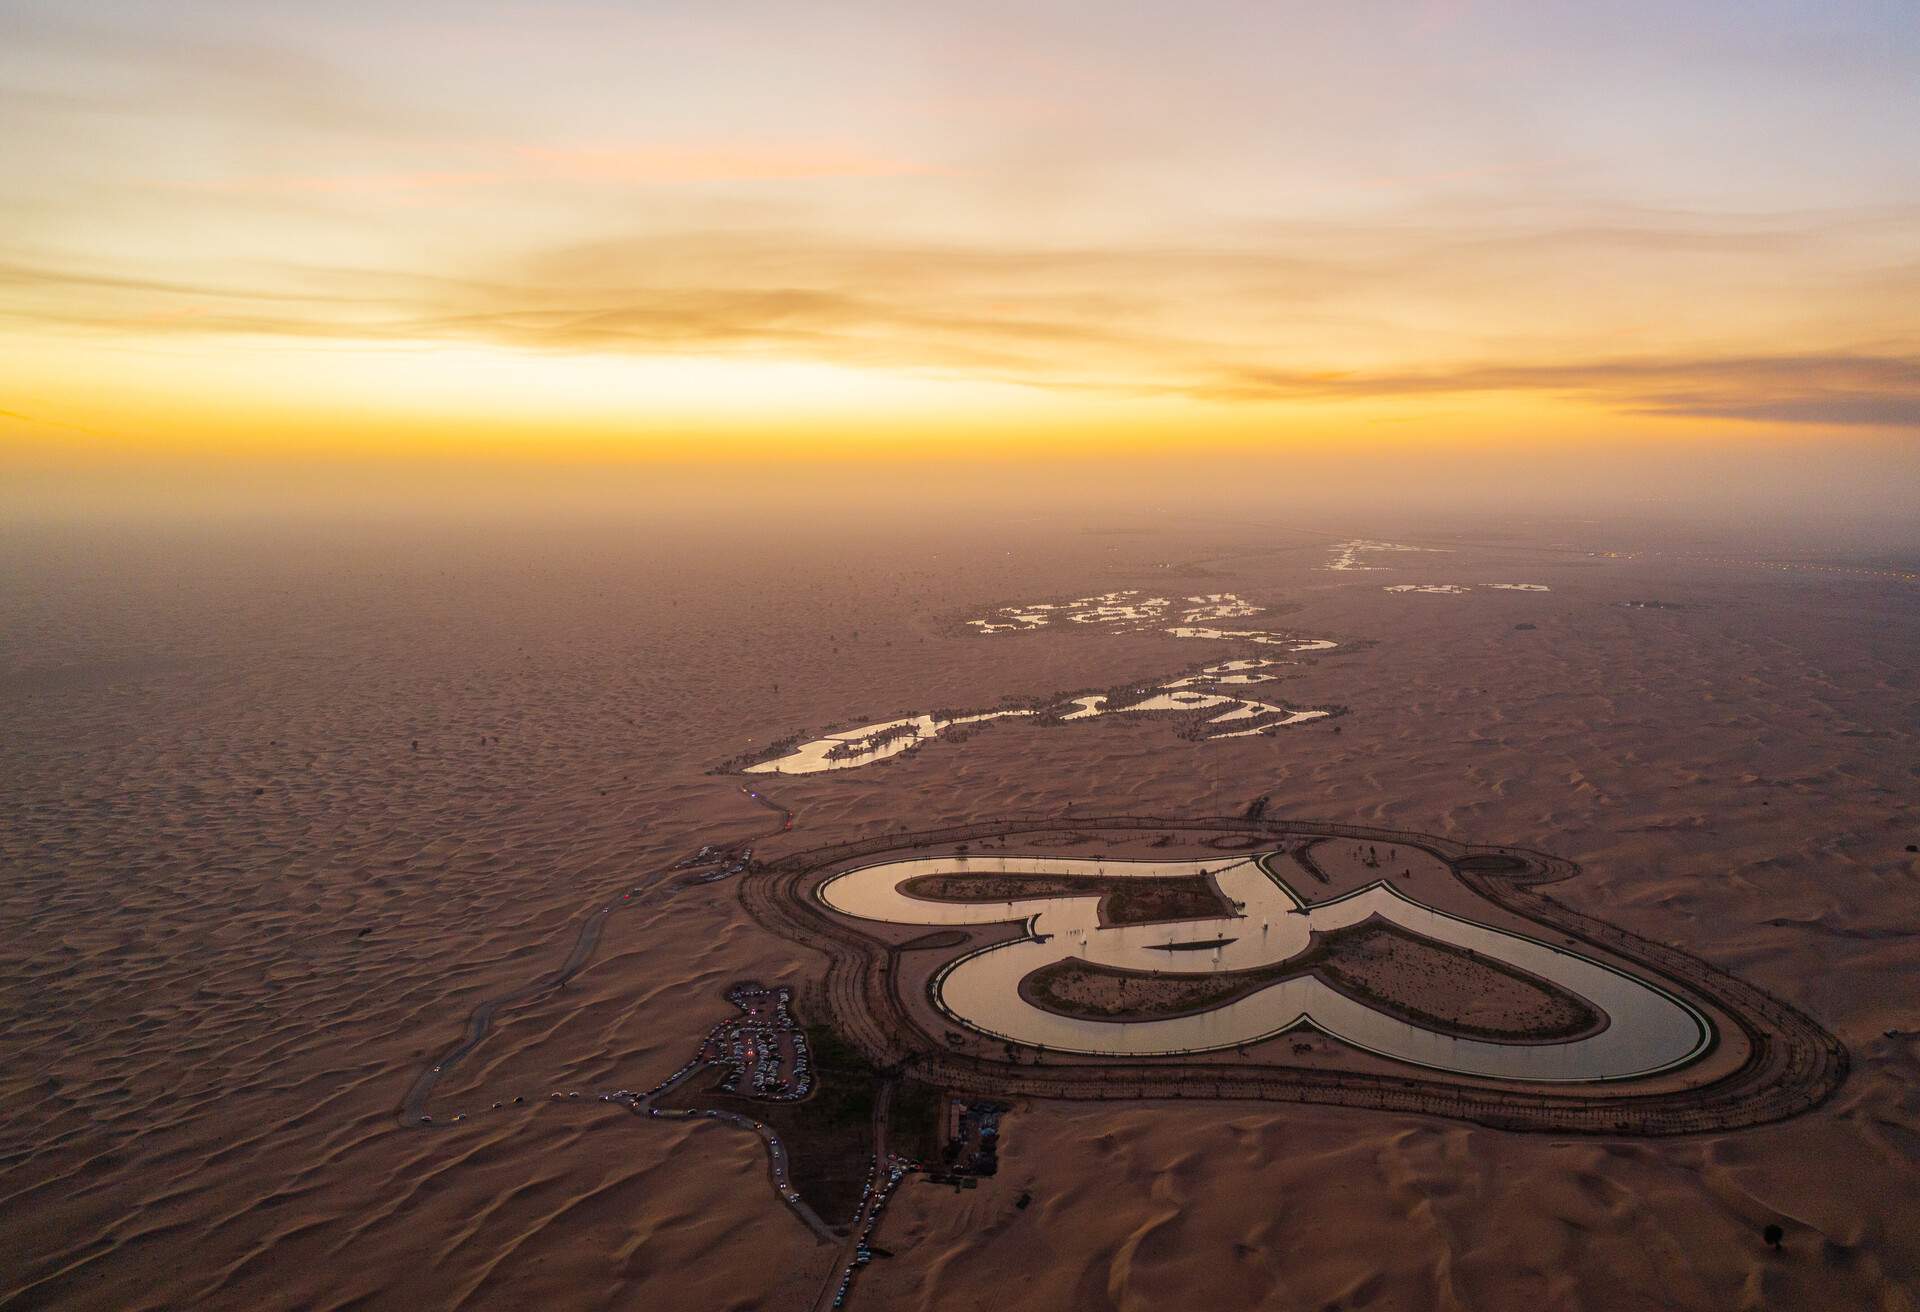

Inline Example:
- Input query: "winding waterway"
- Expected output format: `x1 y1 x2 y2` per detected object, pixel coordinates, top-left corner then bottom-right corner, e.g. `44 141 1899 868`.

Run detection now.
819 854 1711 1081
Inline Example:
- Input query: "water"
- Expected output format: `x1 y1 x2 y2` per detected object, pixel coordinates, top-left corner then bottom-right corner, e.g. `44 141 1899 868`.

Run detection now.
820 854 1710 1081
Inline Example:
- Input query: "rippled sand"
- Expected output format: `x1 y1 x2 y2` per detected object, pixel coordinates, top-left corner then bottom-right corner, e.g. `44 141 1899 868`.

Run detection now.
3 518 1915 1310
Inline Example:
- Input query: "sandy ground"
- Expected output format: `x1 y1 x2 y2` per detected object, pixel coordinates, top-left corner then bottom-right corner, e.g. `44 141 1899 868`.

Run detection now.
1023 921 1601 1036
2 513 1916 1311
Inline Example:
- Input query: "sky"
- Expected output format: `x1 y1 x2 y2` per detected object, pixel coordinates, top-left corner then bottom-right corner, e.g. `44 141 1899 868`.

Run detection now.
2 1 1917 520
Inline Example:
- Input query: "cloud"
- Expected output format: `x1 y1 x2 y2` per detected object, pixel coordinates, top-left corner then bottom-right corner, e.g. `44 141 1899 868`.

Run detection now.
0 236 1186 375
186 171 510 196
1632 394 1920 428
175 143 941 196
0 9 440 138
1206 355 1920 429
6 219 1919 431
0 405 118 438
513 143 941 184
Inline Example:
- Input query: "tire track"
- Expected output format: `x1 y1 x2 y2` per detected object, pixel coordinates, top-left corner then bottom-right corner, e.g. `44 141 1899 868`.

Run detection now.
399 785 795 1127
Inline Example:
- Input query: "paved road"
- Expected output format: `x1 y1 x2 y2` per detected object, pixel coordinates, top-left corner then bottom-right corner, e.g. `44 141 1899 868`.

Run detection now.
810 1080 899 1312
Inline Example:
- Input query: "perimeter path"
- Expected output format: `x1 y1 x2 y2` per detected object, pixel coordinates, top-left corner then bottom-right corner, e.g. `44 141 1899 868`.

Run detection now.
742 815 1848 1138
399 785 795 1127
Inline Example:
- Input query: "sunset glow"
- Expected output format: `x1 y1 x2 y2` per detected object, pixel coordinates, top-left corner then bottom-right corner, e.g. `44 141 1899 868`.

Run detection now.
6 8 1917 1307
3 1 1917 507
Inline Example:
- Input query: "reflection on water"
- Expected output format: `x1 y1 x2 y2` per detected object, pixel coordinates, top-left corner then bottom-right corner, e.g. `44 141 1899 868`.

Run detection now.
1384 583 1551 595
744 660 1336 774
964 589 1337 649
1327 539 1449 571
1163 627 1338 649
821 854 1710 1082
743 711 1032 775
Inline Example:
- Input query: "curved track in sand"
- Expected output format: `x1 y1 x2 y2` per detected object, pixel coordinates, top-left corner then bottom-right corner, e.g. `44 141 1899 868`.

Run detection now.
743 816 1848 1137
398 785 796 1127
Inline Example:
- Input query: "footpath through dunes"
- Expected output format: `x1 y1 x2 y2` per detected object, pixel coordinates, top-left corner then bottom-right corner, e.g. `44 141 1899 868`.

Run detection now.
740 816 1848 1137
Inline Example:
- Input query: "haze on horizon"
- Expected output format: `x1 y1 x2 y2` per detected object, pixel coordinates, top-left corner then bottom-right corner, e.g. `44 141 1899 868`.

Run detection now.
2 0 1917 528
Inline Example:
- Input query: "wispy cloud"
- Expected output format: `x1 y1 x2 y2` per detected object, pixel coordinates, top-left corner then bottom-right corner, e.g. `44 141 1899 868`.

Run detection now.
1203 355 1920 428
7 214 1919 430
514 143 942 184
1631 394 1920 428
176 143 942 196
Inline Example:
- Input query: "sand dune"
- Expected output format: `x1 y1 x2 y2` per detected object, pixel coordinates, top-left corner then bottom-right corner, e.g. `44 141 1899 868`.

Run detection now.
1 517 1914 1310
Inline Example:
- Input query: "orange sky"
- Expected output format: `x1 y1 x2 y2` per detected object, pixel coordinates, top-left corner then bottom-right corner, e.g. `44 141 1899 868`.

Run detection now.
2 1 1916 516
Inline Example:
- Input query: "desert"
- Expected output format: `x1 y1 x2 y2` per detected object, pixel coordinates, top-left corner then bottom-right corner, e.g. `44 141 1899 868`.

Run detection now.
4 513 1915 1310
4 3 1918 1307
